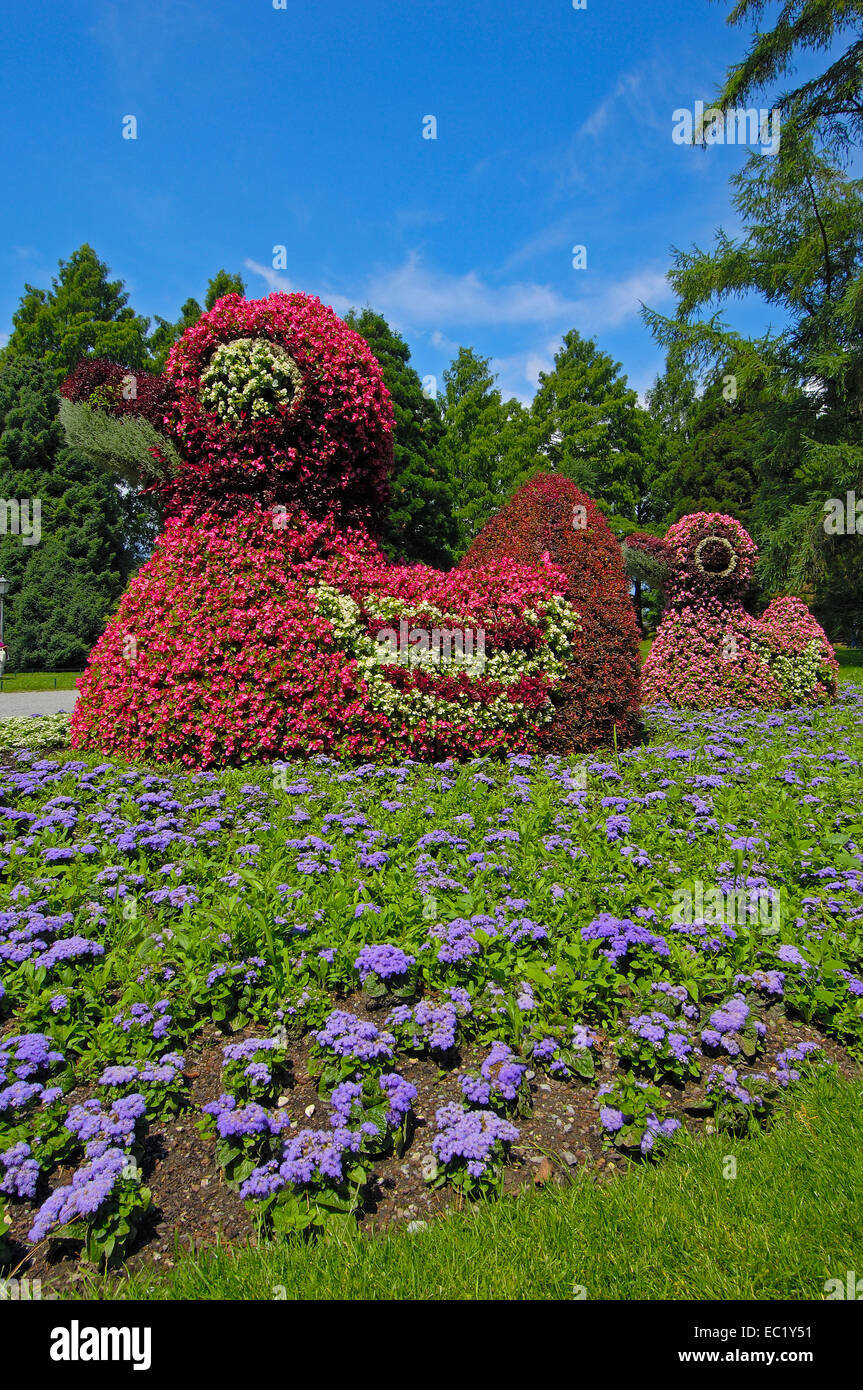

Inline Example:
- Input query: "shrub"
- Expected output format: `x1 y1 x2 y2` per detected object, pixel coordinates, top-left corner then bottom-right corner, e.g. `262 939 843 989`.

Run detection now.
459 473 642 751
64 300 642 766
59 358 173 428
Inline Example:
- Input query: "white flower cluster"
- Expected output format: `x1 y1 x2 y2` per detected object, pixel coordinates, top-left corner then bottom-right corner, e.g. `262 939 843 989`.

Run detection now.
0 713 70 753
199 337 304 424
315 583 581 732
752 638 826 701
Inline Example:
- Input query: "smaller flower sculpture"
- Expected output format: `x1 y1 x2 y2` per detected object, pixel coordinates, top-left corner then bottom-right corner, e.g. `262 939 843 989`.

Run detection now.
623 512 838 709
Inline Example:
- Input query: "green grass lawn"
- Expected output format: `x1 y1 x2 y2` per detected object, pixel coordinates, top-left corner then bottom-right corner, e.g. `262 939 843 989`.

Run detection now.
89 1068 862 1301
0 671 82 692
837 645 863 682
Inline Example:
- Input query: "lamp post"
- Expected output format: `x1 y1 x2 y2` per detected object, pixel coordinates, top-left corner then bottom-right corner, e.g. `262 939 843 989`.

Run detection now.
0 575 9 650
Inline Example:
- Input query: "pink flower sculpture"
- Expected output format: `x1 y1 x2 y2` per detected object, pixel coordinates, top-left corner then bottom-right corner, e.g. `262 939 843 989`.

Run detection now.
624 513 838 709
60 292 637 767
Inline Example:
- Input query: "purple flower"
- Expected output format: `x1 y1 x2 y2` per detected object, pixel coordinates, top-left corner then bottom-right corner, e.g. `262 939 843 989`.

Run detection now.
700 994 752 1056
581 913 670 963
0 1141 40 1199
65 1094 146 1157
28 1148 128 1242
388 1000 458 1053
775 1041 820 1086
379 1072 417 1127
314 1011 395 1063
604 814 632 842
354 943 415 983
641 1114 681 1153
776 943 810 970
460 1042 527 1105
202 1094 285 1140
432 1104 518 1178
240 1125 367 1197
223 1037 281 1063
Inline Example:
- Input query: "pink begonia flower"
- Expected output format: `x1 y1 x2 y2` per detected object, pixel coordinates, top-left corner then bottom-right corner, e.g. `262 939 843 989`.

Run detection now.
625 513 837 710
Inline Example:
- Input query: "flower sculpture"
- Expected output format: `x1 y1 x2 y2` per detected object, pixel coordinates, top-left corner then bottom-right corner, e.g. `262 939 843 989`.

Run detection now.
60 292 636 767
460 473 641 752
623 512 838 709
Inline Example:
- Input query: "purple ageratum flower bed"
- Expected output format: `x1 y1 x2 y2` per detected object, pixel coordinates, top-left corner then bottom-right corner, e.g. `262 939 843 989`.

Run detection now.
581 912 670 963
431 1103 519 1184
700 993 766 1058
239 1124 368 1204
27 1147 135 1244
459 1042 527 1110
65 1094 147 1158
313 1010 395 1065
2 693 863 1260
0 1140 40 1198
354 943 416 1000
387 999 460 1054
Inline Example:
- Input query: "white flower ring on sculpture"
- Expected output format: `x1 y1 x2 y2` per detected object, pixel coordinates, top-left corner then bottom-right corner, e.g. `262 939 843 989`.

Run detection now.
693 534 738 579
199 337 306 425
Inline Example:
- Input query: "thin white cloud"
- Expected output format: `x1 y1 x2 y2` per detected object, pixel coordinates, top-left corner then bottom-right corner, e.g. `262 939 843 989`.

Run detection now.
579 70 644 140
243 259 353 316
500 219 577 273
490 340 560 405
245 252 582 328
244 252 673 338
361 254 579 327
243 260 292 293
430 328 459 354
589 269 672 329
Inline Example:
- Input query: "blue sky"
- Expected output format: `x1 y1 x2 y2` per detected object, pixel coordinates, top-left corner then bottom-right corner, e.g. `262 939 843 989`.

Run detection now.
0 0 829 404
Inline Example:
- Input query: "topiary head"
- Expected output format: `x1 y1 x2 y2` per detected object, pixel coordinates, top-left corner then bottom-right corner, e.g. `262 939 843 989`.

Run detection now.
60 293 395 526
624 513 756 602
163 293 393 520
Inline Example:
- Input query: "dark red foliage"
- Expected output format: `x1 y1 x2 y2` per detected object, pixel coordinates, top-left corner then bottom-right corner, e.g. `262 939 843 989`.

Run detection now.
60 358 174 429
459 473 642 752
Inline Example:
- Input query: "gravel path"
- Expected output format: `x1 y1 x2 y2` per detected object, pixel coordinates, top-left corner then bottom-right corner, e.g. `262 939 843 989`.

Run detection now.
0 689 79 718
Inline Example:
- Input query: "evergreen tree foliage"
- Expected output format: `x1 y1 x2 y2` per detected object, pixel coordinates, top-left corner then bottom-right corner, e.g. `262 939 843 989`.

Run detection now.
437 347 534 550
345 307 459 567
0 357 125 669
149 269 247 370
530 329 663 535
0 245 151 386
716 0 863 152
